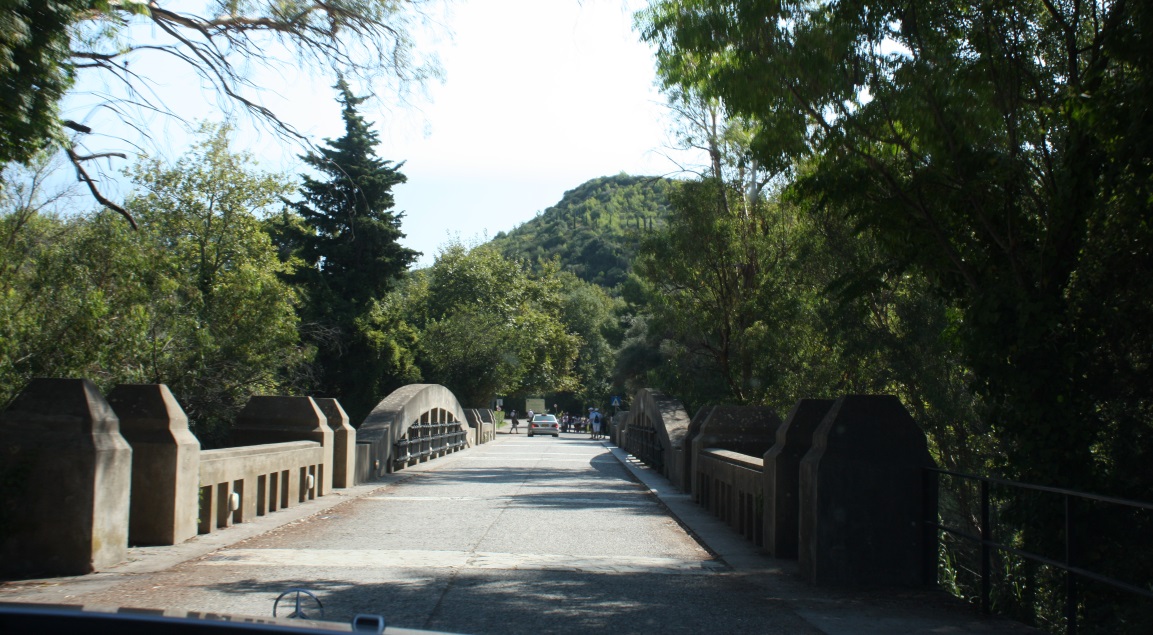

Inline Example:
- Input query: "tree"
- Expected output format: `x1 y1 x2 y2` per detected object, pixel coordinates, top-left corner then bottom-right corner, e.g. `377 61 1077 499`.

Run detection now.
1 127 306 446
636 178 781 404
288 80 419 421
640 1 1153 627
123 123 306 444
639 0 1152 491
407 242 580 407
0 0 81 165
555 273 619 407
2 0 442 219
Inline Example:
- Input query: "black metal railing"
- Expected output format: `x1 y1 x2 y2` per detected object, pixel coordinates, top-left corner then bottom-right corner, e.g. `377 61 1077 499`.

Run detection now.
927 468 1153 634
627 425 664 472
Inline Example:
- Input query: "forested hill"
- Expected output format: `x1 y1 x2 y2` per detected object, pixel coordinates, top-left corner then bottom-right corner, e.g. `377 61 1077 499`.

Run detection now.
489 174 676 289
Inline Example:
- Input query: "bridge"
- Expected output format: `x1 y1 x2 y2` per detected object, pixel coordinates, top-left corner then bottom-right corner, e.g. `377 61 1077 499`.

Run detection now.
0 378 1138 633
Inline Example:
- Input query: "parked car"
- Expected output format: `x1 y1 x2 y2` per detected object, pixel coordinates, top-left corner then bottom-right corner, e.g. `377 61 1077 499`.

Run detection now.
528 414 560 437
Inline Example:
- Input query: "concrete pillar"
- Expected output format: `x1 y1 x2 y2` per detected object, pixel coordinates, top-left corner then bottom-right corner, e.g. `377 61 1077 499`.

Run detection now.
314 398 356 489
231 396 333 496
763 399 834 558
0 378 132 577
107 384 201 546
798 395 938 586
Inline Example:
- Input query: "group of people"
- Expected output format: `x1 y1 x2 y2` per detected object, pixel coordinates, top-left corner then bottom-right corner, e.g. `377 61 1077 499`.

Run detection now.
504 407 608 439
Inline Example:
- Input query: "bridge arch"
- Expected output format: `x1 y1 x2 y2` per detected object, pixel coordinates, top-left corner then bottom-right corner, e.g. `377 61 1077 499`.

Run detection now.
358 384 469 477
621 388 691 486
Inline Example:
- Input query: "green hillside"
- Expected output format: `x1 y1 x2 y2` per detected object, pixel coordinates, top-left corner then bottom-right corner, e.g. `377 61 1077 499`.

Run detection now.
489 174 676 289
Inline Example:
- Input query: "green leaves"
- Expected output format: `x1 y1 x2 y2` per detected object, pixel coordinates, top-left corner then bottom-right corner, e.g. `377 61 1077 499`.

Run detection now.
286 81 419 420
406 242 581 407
0 0 82 163
0 130 305 444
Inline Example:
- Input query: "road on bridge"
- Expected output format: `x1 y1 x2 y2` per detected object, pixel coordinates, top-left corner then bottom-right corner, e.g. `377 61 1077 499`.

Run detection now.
0 432 1035 635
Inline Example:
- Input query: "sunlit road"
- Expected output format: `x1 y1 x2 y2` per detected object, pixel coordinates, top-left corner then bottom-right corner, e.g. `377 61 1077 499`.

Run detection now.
21 432 829 634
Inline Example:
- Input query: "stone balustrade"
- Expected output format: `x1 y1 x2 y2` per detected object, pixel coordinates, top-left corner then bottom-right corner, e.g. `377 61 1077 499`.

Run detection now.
0 379 477 579
621 389 939 588
198 441 324 534
696 448 764 545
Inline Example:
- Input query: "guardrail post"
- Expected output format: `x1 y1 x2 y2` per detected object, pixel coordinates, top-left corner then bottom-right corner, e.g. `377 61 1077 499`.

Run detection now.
981 479 991 615
0 379 132 577
107 384 200 546
798 395 937 586
314 398 356 489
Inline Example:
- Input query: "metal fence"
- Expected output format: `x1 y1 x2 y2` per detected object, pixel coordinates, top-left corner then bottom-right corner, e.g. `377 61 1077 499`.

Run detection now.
927 468 1153 634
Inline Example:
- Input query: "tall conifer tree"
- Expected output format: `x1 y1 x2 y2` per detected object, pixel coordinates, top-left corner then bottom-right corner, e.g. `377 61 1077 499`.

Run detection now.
292 80 420 417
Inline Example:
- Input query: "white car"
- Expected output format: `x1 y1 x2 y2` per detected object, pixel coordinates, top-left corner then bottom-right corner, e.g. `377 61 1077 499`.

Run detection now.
527 414 560 437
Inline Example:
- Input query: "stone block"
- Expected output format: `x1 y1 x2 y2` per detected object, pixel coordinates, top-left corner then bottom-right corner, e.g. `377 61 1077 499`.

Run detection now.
314 398 356 489
685 406 714 497
691 406 781 500
763 399 834 558
354 443 372 485
231 396 333 496
107 384 201 546
0 379 132 577
798 395 938 587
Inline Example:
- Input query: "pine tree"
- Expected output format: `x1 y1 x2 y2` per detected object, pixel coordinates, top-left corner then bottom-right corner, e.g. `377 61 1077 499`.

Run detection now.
294 79 419 312
291 80 420 417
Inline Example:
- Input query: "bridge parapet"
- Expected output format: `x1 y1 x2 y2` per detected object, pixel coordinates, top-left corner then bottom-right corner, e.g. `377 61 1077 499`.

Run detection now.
763 399 834 559
799 395 937 586
314 398 356 489
463 409 496 445
359 384 470 477
231 396 334 496
106 384 201 547
696 449 764 545
636 390 937 588
620 389 691 485
690 405 781 502
0 378 132 578
0 380 382 578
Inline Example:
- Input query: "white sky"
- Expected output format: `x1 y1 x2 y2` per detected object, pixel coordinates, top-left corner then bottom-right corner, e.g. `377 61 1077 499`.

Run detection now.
63 0 689 267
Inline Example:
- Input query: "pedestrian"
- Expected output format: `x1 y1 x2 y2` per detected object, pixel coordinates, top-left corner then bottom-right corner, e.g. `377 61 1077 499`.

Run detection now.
511 413 520 434
590 408 602 439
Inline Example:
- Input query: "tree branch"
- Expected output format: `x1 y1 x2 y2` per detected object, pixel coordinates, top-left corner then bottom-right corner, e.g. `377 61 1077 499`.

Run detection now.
65 146 138 229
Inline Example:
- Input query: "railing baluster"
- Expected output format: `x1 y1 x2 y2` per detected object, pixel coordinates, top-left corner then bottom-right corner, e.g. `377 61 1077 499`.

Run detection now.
980 479 991 616
1065 494 1076 635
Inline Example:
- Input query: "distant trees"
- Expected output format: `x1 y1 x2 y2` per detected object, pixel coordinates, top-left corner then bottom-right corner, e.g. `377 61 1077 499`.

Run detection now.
398 243 580 408
491 174 674 289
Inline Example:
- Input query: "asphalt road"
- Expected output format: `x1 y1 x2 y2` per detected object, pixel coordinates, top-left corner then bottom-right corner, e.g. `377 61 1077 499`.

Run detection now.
0 431 1038 635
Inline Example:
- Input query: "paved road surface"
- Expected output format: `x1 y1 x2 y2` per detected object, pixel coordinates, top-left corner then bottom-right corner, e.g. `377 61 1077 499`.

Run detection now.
0 432 1035 634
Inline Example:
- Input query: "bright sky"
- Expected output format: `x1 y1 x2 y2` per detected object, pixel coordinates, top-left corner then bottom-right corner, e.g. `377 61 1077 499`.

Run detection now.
64 0 687 267
378 0 684 265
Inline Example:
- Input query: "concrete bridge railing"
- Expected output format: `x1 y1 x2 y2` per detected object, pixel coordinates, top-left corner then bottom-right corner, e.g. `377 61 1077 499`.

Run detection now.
357 384 474 480
618 390 938 588
0 378 483 579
